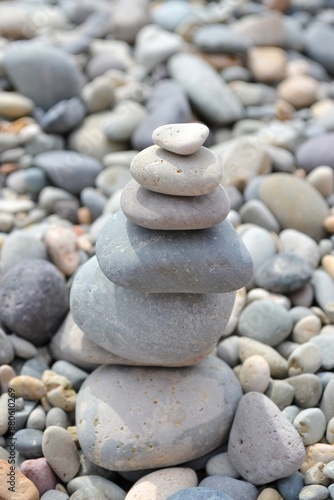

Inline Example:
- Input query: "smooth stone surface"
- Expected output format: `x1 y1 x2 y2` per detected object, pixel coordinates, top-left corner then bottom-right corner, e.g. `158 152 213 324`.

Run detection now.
227 392 305 485
166 488 233 500
311 269 334 322
102 100 147 142
0 230 47 273
135 24 184 71
279 229 320 269
259 173 328 241
237 337 288 379
305 22 334 74
277 472 305 500
205 452 240 479
199 476 258 500
240 226 277 273
20 457 58 496
120 180 230 230
42 426 80 483
130 145 222 196
34 150 102 195
6 167 47 195
40 97 86 134
67 476 125 499
4 43 83 110
299 485 329 500
0 329 14 364
76 356 242 471
168 53 243 126
0 259 68 346
193 24 251 54
71 257 236 366
44 225 80 276
239 199 280 233
125 468 198 499
239 355 271 394
293 408 327 445
310 335 334 370
285 374 322 409
0 91 34 118
96 210 253 294
15 428 43 459
0 458 39 500
238 299 293 347
296 133 334 172
152 123 209 156
254 253 313 294
288 342 322 376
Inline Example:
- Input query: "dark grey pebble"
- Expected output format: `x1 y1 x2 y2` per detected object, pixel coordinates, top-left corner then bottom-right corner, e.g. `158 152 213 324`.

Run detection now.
40 97 86 134
14 428 43 458
277 471 305 500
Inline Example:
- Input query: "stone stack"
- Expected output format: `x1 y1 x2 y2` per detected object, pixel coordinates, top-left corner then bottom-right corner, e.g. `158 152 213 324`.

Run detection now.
71 123 254 471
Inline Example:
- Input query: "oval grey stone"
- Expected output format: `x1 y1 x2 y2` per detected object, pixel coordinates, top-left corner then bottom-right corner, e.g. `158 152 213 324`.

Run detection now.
199 476 258 500
96 210 253 294
76 356 242 471
120 180 230 230
70 257 236 366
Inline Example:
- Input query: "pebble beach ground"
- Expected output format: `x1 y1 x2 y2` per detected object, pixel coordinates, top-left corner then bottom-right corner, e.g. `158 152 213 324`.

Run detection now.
1 0 334 499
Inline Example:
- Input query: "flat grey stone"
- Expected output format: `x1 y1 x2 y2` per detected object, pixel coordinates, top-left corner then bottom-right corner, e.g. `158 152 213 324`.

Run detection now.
130 145 222 196
96 210 253 293
76 356 242 470
70 257 236 366
168 53 243 126
33 150 102 196
120 180 230 230
4 43 83 110
228 392 305 485
152 123 209 156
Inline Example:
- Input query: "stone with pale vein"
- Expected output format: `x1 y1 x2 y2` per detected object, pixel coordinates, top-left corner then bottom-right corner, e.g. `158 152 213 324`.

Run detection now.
152 123 209 156
96 210 253 293
120 180 230 230
130 144 222 196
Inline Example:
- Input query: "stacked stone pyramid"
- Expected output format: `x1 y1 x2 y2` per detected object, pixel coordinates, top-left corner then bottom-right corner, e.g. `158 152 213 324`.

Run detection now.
71 123 254 471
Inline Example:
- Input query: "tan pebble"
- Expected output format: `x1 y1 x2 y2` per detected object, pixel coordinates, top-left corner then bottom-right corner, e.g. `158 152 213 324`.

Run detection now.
304 462 331 486
9 376 46 400
326 417 334 444
67 426 79 448
125 467 198 499
42 370 71 390
311 99 334 118
44 224 80 276
292 315 322 343
257 487 284 500
321 255 334 279
248 47 287 82
194 51 242 71
300 444 334 474
0 163 19 175
1 116 34 134
324 215 334 234
278 75 318 108
264 0 291 12
237 337 288 378
40 396 52 412
47 386 77 412
275 98 295 121
0 458 39 500
294 168 307 179
239 355 270 393
0 364 16 393
77 206 92 225
77 234 93 253
321 325 334 336
307 166 334 198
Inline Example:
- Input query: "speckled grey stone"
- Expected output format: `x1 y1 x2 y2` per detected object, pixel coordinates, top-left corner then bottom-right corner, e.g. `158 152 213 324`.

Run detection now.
166 488 233 500
199 476 258 500
227 392 305 485
120 180 230 230
96 210 253 294
130 145 222 197
70 257 236 366
76 356 242 471
0 259 68 346
254 253 313 294
237 299 293 347
4 43 83 110
34 150 102 195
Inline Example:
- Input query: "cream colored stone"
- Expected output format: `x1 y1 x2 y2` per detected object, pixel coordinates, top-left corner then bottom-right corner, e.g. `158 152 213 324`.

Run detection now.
9 375 46 400
237 337 288 378
307 166 334 198
47 386 77 412
42 370 71 390
292 316 322 344
44 225 80 276
278 75 318 108
248 47 287 82
125 468 198 499
321 255 334 280
0 91 34 119
239 355 271 393
300 444 334 474
257 488 284 500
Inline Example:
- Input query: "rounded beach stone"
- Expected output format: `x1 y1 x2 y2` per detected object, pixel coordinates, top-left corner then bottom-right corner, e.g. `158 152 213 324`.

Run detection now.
152 123 209 156
76 356 242 471
293 408 327 446
33 150 102 196
239 355 271 394
299 485 329 500
130 144 222 197
254 253 313 294
277 75 318 108
296 133 334 172
0 259 68 346
166 488 233 499
237 337 288 379
199 476 258 500
125 468 198 499
120 180 230 230
42 426 80 483
277 472 305 500
0 458 39 500
67 475 126 499
9 376 46 400
20 457 58 496
44 225 80 276
227 392 305 485
279 229 320 269
205 452 240 478
40 97 86 135
307 166 334 198
259 173 328 241
3 43 83 110
238 299 293 347
96 211 253 294
285 374 322 409
0 230 47 273
70 257 236 366
15 428 43 459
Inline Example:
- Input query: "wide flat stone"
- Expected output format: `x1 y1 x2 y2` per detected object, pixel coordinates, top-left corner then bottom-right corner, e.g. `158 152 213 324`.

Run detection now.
130 145 222 196
70 257 236 366
152 123 209 156
76 356 242 470
120 180 230 230
96 210 253 293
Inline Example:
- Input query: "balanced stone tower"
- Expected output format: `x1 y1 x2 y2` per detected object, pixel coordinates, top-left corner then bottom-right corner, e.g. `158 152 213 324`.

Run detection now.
71 123 253 471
